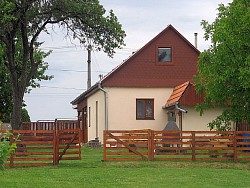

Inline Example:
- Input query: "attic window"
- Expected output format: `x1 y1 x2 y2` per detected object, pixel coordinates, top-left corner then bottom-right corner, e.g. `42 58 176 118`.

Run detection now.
158 47 172 63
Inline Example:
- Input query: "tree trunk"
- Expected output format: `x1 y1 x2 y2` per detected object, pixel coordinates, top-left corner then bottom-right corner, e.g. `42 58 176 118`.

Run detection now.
10 90 23 130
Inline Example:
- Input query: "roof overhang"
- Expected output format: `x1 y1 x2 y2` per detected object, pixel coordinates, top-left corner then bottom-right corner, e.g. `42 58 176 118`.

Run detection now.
71 83 99 105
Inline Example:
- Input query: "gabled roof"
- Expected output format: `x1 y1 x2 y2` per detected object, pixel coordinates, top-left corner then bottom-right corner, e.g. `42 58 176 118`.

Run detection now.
101 24 200 88
72 24 200 105
163 81 204 108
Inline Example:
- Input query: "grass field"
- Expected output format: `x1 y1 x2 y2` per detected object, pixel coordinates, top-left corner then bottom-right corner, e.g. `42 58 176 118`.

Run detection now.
1 147 250 188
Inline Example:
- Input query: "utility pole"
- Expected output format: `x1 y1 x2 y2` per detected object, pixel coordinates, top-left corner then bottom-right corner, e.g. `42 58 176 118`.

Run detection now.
87 44 92 89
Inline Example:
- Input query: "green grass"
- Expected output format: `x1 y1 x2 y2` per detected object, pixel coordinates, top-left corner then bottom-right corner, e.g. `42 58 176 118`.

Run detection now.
1 147 250 188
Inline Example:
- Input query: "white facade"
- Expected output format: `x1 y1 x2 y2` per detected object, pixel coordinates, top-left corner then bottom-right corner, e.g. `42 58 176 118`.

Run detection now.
86 87 225 143
87 89 106 142
181 107 224 131
87 87 173 142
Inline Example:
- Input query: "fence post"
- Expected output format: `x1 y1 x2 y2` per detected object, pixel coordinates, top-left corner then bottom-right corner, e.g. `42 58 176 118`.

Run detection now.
9 130 14 168
148 129 154 161
233 131 237 162
53 129 59 165
78 128 82 160
103 130 107 161
151 130 155 161
191 131 196 161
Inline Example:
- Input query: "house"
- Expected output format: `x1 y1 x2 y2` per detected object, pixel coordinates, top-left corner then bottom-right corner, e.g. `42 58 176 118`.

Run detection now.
71 25 224 143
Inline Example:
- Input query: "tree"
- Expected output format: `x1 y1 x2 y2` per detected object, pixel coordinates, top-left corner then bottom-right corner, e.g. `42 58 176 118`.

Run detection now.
195 0 250 130
0 40 51 123
0 0 126 129
0 60 11 122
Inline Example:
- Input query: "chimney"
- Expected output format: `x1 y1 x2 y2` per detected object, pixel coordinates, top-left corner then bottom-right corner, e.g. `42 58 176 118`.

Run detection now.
99 74 103 80
194 33 198 48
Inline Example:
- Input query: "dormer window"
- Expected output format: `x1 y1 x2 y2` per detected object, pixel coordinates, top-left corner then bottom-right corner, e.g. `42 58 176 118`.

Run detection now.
158 47 172 63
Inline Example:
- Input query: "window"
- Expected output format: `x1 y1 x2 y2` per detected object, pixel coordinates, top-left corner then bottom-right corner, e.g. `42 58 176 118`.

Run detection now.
158 47 172 63
136 99 154 120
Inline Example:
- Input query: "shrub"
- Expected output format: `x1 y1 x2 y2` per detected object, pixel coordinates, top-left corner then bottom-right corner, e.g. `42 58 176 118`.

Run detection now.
0 121 16 171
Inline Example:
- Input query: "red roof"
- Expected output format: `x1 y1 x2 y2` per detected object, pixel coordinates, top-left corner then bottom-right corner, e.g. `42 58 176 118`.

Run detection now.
72 25 200 107
166 81 190 105
101 25 200 88
164 81 204 107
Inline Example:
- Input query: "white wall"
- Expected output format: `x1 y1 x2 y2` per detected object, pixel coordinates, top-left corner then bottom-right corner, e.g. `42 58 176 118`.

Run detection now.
87 87 173 142
87 90 106 142
87 87 225 143
181 106 224 131
106 87 172 130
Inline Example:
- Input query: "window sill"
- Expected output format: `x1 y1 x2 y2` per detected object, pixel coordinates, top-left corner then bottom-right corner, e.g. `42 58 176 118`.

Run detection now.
157 62 174 66
136 118 155 120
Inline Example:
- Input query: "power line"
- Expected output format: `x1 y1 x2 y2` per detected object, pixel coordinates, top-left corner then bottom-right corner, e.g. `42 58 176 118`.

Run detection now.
40 45 82 50
47 68 108 73
40 85 86 90
39 45 137 55
40 45 137 51
26 92 80 95
25 95 77 98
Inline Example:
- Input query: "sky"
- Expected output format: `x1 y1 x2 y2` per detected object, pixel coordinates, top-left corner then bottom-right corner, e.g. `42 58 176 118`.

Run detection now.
24 0 233 121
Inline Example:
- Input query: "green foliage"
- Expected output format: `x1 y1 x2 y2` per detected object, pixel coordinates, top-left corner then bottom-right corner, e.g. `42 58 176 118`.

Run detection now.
0 40 52 123
21 108 30 122
0 0 125 129
195 0 250 130
0 121 16 172
207 110 233 131
0 57 11 122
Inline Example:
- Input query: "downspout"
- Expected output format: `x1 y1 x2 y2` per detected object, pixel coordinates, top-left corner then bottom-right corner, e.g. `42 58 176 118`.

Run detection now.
175 102 187 113
175 102 187 132
98 83 108 130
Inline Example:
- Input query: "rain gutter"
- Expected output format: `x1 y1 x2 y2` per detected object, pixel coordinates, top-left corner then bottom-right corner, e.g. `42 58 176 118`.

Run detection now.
98 83 108 130
175 102 188 113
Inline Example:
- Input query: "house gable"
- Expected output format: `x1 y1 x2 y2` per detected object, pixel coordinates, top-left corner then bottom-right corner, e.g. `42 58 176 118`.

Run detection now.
102 25 200 88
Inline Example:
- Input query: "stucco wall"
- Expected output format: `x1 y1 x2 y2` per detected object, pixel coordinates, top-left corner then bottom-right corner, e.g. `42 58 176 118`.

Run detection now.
181 106 224 131
87 90 106 142
106 87 172 130
87 87 173 142
87 87 225 143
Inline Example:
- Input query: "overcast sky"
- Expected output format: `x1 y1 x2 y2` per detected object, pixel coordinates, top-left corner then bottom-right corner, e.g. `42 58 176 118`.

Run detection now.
24 0 232 121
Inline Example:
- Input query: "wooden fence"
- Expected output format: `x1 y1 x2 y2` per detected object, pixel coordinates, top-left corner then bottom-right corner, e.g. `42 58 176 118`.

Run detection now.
22 120 79 130
103 130 250 162
1 128 81 167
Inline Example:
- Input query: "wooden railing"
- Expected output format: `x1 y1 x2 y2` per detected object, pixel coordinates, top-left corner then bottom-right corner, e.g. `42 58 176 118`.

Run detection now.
103 130 250 162
1 129 81 167
22 120 79 131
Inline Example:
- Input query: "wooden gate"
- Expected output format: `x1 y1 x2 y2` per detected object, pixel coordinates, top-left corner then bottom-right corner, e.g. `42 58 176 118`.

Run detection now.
1 128 81 167
55 129 82 164
103 130 152 161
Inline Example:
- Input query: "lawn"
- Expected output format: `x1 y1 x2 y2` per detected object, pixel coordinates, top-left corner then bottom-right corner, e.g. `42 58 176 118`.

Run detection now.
1 147 250 188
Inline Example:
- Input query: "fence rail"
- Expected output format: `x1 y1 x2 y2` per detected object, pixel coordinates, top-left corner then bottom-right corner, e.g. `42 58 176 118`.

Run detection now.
103 130 250 162
1 128 81 167
22 120 79 131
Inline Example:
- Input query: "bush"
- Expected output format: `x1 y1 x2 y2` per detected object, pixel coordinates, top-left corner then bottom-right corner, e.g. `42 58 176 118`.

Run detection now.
0 121 16 171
